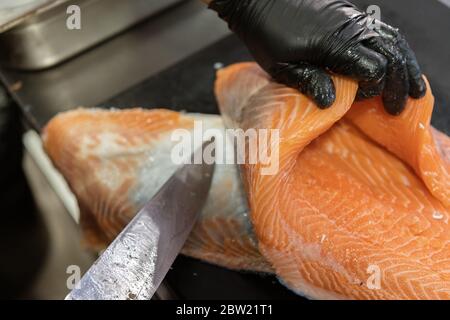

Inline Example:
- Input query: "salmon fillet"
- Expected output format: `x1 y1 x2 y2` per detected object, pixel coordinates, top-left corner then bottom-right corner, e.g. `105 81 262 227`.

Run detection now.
215 63 450 299
42 108 272 273
42 62 450 299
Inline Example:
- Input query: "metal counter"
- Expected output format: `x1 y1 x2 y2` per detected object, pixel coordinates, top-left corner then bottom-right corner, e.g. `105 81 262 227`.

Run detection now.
0 0 186 70
0 0 230 129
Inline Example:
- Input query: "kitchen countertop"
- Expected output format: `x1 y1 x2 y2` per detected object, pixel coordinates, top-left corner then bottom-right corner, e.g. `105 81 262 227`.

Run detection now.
0 0 58 32
0 0 230 130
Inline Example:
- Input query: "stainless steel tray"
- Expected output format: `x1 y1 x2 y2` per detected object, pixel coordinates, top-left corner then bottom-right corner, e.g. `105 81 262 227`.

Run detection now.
0 0 184 70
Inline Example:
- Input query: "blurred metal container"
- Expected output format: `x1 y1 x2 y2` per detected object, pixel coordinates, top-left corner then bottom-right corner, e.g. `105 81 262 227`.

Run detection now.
0 0 184 70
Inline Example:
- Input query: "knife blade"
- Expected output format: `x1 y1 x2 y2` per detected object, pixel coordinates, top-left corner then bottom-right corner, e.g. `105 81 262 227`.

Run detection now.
66 139 215 300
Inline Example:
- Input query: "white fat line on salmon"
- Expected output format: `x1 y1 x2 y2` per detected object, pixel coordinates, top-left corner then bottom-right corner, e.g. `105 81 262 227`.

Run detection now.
170 120 280 175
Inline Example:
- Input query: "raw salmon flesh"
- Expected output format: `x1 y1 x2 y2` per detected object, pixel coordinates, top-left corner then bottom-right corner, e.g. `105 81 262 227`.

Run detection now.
42 62 449 299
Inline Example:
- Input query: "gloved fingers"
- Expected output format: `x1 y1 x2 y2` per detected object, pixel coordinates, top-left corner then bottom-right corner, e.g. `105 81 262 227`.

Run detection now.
273 63 336 108
356 78 385 100
326 44 387 83
364 37 409 115
397 35 426 98
372 21 399 42
376 22 426 99
325 43 387 102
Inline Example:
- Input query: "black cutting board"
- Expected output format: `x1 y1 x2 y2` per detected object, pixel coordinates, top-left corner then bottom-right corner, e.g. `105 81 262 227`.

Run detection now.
102 0 449 299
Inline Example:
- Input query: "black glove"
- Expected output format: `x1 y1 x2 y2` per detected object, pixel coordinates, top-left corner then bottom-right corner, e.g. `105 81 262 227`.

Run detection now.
210 0 426 115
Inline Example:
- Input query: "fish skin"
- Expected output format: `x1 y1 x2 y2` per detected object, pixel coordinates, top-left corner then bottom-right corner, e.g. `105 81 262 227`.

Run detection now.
42 108 272 273
215 63 450 299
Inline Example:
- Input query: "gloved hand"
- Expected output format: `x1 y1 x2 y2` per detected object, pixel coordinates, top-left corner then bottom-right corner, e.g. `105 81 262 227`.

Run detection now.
209 0 426 115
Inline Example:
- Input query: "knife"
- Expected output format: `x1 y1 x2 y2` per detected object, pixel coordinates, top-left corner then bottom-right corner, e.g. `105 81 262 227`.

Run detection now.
66 139 215 300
